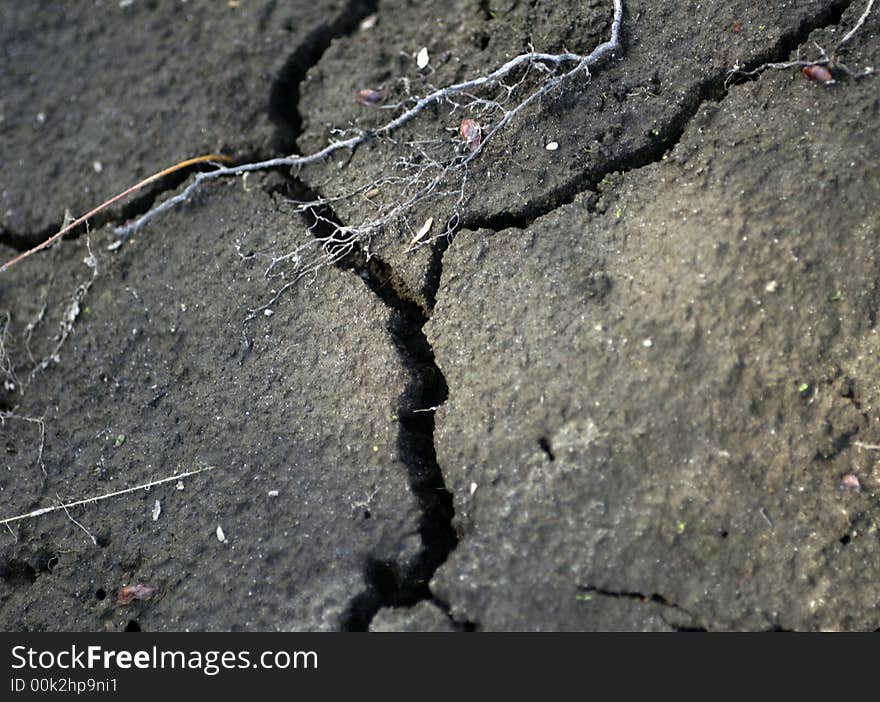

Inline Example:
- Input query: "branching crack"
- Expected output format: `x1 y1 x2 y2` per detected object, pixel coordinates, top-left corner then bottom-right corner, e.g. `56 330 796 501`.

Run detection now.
461 0 859 234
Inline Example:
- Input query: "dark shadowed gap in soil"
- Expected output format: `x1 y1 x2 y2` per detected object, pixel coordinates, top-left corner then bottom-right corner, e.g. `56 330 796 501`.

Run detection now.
269 0 379 153
459 0 856 235
270 178 471 631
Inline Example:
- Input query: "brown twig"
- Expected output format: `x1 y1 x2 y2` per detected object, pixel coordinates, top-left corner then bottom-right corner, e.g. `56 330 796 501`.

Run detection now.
0 153 233 274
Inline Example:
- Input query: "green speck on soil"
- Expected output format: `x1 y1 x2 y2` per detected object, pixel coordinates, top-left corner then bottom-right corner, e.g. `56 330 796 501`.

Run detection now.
575 592 593 602
828 290 842 302
675 521 686 535
115 434 126 447
797 382 810 394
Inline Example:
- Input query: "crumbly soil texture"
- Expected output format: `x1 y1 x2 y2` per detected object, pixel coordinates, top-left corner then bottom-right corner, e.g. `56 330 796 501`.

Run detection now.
1 0 879 631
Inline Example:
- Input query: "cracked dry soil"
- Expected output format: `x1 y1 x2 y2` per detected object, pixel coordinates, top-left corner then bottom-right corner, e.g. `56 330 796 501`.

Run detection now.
1 0 880 631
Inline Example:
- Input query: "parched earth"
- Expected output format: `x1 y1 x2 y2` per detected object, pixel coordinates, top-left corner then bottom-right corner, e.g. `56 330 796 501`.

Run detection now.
1 0 879 631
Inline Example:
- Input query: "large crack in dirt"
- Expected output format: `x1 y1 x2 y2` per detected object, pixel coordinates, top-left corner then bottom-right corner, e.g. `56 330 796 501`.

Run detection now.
4 0 869 631
269 178 466 630
278 0 864 631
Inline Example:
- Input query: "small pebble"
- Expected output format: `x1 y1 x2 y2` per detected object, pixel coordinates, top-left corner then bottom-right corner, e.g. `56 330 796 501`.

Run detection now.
416 47 430 69
545 141 559 151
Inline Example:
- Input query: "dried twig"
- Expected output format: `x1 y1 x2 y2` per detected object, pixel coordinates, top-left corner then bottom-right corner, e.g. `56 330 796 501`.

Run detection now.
837 0 875 50
853 441 880 451
0 465 215 528
0 154 232 273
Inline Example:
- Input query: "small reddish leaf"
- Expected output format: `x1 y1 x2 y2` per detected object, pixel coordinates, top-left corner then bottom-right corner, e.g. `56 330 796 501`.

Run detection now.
802 64 832 82
118 584 157 605
357 89 381 106
459 119 482 152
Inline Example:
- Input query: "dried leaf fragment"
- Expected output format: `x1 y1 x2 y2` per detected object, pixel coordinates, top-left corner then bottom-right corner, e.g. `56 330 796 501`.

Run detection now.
406 217 433 251
118 584 157 605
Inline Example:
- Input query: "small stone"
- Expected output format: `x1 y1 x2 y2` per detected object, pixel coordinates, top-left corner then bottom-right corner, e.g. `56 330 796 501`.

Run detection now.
416 47 430 69
545 141 559 151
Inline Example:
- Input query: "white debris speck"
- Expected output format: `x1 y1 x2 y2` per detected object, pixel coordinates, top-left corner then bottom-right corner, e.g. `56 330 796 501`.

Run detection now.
469 482 478 495
152 499 161 522
416 47 430 69
36 112 46 124
268 490 279 498
765 280 778 293
264 309 274 317
106 239 123 251
545 141 559 151
216 525 227 543
359 15 377 31
642 338 653 348
176 481 185 491
93 161 103 173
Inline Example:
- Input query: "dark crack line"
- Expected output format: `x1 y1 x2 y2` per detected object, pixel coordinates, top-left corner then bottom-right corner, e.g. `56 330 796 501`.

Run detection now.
269 0 379 153
577 586 706 631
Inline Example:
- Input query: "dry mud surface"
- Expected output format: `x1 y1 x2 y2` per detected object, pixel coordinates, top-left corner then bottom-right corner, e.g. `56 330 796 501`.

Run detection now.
1 0 879 631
